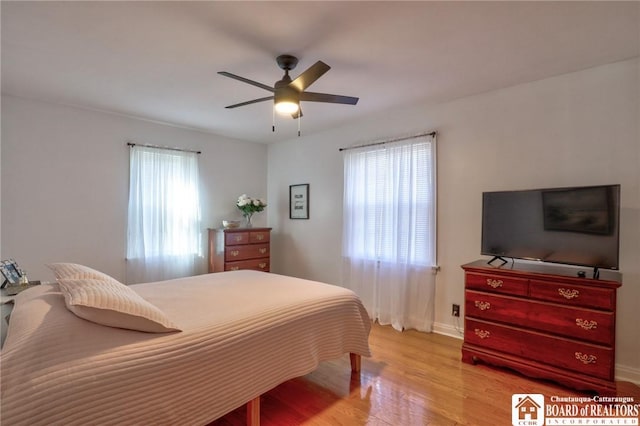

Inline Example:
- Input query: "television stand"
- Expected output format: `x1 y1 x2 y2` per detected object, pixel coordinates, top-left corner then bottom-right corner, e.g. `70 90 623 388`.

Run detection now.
487 256 508 267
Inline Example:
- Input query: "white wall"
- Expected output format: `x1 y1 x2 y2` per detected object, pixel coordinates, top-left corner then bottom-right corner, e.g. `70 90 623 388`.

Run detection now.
267 58 640 381
1 95 268 283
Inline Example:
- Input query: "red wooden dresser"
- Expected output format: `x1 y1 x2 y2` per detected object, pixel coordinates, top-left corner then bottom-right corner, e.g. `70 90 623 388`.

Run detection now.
461 259 621 395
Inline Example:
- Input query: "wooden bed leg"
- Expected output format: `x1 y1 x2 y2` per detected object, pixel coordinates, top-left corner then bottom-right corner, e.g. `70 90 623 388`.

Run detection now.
247 396 260 426
350 353 361 373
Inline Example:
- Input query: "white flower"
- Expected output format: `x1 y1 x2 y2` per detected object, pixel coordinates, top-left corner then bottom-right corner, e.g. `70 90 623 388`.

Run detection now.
236 194 267 215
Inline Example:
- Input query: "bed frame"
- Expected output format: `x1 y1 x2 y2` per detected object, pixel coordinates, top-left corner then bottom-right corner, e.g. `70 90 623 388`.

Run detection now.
244 353 361 425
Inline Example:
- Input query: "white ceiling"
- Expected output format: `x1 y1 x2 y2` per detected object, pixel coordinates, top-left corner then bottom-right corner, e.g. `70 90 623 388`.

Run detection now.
2 1 638 144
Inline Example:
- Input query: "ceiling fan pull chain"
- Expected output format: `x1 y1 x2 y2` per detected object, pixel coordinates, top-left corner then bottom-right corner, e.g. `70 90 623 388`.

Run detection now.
298 113 301 137
272 107 275 132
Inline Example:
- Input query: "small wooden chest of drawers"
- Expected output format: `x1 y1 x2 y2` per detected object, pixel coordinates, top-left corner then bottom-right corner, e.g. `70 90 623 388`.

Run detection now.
461 260 621 395
208 228 271 273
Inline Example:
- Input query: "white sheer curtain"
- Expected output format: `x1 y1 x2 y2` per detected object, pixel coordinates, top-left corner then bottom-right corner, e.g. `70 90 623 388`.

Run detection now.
342 134 437 332
126 146 202 284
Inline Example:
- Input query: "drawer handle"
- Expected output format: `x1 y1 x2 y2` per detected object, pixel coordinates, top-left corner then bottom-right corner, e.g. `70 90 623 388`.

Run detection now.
235 236 243 242
256 234 264 241
474 329 490 339
576 318 598 331
474 301 491 311
558 288 580 299
229 266 240 271
575 352 597 365
230 250 240 257
259 248 267 254
258 263 267 269
486 279 503 288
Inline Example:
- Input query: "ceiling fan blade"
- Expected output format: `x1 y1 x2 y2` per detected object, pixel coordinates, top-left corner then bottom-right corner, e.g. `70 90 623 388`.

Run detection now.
224 96 274 109
289 61 331 92
218 71 274 93
300 91 359 105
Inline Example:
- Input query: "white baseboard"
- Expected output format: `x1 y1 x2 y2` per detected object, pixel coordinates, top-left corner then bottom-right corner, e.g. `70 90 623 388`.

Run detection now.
432 323 639 386
432 321 463 340
616 363 640 386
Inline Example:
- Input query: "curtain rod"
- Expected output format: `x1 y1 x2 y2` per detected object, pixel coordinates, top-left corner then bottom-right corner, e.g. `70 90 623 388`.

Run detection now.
126 142 201 154
338 131 437 152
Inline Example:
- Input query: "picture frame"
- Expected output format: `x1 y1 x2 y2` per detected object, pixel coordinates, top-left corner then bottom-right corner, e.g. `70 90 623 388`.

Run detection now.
289 184 310 219
0 258 23 288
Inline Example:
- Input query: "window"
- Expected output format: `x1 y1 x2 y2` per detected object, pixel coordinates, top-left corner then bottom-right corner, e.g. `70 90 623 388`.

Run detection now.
126 145 201 283
342 136 436 266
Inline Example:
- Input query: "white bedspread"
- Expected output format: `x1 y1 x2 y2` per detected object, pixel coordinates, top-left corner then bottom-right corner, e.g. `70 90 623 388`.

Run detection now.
1 270 371 425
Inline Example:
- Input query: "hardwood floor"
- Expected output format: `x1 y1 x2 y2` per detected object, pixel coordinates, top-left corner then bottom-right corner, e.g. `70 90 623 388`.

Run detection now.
211 323 640 425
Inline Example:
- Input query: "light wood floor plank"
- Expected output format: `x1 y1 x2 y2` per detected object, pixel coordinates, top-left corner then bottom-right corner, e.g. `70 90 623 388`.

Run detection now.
210 323 640 425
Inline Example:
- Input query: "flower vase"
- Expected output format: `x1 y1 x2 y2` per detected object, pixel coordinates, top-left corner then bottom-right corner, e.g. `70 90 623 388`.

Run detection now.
245 213 253 228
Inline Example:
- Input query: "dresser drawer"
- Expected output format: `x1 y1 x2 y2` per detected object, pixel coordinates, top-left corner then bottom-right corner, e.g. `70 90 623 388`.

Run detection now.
225 258 270 272
225 243 270 261
465 319 613 380
529 280 614 311
465 272 528 296
225 232 249 246
465 290 614 345
249 231 270 244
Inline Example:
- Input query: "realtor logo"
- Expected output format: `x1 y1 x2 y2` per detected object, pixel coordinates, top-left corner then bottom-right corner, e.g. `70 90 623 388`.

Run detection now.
512 394 545 426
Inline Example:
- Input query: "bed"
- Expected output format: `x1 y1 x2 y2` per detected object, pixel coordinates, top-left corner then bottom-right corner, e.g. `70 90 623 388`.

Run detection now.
0 268 371 425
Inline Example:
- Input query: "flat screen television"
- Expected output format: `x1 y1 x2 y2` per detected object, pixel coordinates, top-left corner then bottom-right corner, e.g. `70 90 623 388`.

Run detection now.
481 184 620 273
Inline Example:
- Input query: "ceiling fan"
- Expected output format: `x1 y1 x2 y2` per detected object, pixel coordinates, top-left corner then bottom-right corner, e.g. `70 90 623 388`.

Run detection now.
218 55 359 121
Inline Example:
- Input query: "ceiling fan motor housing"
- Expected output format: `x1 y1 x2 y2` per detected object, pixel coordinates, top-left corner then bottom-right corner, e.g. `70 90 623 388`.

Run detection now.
274 58 296 105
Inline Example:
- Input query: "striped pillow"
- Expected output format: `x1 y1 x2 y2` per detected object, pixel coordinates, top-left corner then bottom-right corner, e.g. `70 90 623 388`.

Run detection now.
58 278 181 333
47 262 116 282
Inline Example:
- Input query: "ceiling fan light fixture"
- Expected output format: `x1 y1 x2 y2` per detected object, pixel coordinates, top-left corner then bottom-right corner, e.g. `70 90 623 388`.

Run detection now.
275 100 299 114
274 86 299 114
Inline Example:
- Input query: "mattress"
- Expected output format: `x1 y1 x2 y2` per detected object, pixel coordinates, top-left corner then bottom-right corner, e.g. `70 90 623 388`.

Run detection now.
0 270 371 425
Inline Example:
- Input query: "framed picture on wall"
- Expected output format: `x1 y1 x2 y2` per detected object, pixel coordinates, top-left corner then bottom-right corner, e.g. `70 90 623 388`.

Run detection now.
289 184 309 219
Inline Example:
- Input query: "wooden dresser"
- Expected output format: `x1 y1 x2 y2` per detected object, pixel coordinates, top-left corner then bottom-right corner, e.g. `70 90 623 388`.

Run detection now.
208 228 271 273
461 259 621 395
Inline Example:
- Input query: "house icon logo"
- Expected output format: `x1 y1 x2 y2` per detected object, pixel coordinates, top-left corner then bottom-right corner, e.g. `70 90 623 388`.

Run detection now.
512 394 544 426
